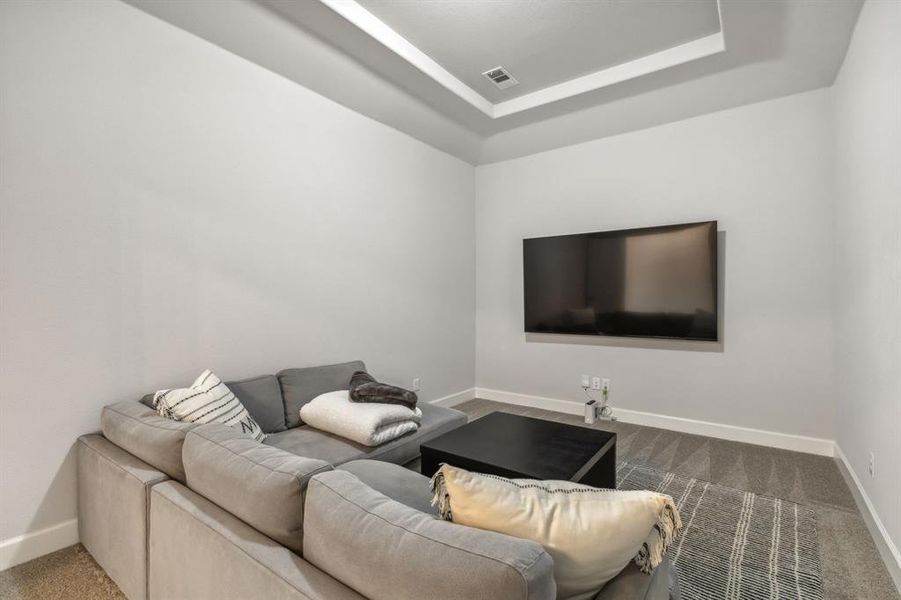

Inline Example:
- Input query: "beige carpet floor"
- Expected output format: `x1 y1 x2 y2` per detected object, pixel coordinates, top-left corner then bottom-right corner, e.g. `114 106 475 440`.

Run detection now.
0 544 124 600
1 399 897 600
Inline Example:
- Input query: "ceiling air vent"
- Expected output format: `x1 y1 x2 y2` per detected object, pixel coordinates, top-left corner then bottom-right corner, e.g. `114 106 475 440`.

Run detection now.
482 66 518 90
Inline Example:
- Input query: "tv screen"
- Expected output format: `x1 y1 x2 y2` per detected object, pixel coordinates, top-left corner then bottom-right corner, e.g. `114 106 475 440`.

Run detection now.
523 221 718 340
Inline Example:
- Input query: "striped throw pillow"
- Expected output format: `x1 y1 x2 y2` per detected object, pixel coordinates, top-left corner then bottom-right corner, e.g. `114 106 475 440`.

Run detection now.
153 370 266 442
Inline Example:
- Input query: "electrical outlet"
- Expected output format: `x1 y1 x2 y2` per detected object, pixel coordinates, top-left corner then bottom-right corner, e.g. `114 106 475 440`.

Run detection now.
412 377 421 392
591 376 601 391
581 374 591 388
868 452 875 478
601 378 610 393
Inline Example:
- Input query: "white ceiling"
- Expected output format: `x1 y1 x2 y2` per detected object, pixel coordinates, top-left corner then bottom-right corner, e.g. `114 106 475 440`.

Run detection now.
317 0 725 118
355 0 722 102
126 0 864 165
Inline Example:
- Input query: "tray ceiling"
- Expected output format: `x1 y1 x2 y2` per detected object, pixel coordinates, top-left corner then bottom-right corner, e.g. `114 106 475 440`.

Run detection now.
329 0 725 117
125 0 864 164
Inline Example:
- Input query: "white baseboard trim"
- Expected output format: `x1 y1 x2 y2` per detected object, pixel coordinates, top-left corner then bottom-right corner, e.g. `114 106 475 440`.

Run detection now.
834 444 901 593
474 387 836 456
0 518 79 571
430 388 476 407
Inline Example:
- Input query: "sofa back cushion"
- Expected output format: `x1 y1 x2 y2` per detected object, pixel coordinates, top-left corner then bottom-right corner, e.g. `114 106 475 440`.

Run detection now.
182 423 332 554
277 361 366 428
303 470 556 600
102 401 198 482
225 374 286 433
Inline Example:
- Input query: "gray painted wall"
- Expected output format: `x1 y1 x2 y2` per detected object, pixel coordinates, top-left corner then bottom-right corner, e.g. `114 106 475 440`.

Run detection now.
832 0 901 565
475 89 836 440
0 0 475 547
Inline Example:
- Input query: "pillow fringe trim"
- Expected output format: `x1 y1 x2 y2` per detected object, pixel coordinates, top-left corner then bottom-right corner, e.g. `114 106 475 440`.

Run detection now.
429 466 454 521
634 499 683 573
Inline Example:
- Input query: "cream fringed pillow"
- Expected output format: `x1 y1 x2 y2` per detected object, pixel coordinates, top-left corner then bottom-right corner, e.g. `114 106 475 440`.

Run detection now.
430 464 681 600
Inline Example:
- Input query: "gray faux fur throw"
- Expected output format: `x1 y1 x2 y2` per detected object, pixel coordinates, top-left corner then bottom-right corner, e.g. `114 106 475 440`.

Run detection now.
348 371 418 410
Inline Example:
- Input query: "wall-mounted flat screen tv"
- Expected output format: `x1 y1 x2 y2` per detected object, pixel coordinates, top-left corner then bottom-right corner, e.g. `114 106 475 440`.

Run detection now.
523 221 718 341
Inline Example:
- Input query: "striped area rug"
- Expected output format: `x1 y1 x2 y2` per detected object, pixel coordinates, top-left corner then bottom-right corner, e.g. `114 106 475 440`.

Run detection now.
617 461 823 600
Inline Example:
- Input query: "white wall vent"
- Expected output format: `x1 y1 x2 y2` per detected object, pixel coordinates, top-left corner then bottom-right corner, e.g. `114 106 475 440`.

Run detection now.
482 67 518 90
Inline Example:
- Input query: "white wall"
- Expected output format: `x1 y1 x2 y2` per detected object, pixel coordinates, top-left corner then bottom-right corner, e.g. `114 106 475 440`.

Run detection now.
0 0 475 561
475 89 836 441
123 0 484 164
832 0 901 568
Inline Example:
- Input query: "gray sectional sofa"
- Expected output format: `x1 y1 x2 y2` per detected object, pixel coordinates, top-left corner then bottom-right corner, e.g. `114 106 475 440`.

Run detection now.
77 360 678 600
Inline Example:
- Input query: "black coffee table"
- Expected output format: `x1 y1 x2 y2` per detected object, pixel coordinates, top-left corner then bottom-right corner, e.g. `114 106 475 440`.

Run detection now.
420 411 617 488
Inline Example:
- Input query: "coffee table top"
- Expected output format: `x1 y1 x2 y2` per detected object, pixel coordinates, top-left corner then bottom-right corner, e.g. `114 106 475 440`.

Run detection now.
421 411 615 481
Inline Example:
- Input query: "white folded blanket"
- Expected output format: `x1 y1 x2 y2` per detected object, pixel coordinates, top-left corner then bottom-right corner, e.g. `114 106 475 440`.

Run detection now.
299 390 422 447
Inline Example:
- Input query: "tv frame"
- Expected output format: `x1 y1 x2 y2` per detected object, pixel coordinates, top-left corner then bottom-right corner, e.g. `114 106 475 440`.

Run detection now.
522 220 719 342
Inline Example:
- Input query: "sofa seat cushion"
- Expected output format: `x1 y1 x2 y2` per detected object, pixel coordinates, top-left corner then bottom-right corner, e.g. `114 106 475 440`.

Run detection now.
225 374 286 433
338 460 437 516
264 402 466 467
182 423 332 555
278 361 366 429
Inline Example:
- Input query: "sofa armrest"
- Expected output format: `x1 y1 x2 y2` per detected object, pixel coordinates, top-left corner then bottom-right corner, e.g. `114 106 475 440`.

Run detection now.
182 424 332 554
101 400 197 482
303 470 556 600
149 481 364 600
77 434 169 600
